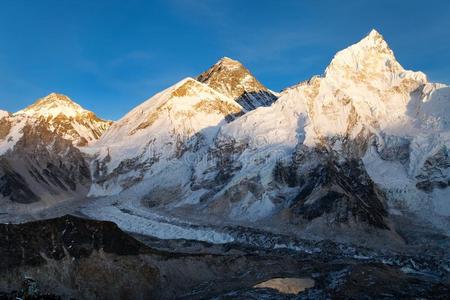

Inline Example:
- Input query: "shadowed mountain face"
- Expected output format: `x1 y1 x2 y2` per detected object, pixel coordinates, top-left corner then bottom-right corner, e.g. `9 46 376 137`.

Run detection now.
0 215 159 299
286 157 389 230
0 121 91 204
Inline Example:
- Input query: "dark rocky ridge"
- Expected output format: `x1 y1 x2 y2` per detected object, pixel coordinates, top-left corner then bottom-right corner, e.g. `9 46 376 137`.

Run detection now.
0 215 449 299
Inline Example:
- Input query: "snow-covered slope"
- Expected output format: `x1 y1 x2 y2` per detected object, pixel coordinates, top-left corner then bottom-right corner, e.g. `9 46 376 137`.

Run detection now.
198 57 278 111
89 77 244 196
188 29 450 235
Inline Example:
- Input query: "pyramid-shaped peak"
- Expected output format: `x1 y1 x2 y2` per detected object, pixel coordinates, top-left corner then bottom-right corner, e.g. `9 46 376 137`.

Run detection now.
220 56 238 62
216 57 243 68
324 29 404 79
356 29 390 50
367 29 383 40
15 92 89 118
197 57 276 104
33 92 81 107
323 29 428 88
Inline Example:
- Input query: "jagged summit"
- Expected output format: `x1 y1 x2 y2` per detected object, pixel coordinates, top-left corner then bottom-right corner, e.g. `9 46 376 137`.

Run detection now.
366 29 384 40
325 29 427 87
356 29 392 54
197 57 277 111
15 93 89 118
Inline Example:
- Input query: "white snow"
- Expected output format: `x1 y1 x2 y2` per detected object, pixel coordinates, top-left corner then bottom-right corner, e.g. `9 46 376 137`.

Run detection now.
15 93 88 118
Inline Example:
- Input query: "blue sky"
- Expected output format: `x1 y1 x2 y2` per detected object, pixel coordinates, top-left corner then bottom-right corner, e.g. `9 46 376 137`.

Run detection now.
0 0 449 120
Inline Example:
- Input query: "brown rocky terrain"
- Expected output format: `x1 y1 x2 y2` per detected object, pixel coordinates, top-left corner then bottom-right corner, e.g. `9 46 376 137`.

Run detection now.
0 215 448 299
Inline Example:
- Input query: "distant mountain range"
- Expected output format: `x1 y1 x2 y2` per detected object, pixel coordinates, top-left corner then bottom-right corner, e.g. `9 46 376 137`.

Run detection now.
1 29 449 246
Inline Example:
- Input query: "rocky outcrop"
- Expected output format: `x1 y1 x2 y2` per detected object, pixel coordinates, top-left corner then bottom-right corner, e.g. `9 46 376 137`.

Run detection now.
198 57 277 111
416 146 450 192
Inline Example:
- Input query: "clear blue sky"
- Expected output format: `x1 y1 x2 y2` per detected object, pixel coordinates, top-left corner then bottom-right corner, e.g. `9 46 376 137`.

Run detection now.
0 0 449 120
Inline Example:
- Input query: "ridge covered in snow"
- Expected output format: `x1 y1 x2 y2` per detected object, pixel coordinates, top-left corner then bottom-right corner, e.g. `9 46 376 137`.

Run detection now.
89 77 244 196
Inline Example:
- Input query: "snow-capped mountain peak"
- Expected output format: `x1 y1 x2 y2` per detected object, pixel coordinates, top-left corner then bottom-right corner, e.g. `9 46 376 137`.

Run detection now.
215 56 243 70
10 93 111 147
325 29 427 89
197 57 277 110
363 29 389 46
15 93 89 118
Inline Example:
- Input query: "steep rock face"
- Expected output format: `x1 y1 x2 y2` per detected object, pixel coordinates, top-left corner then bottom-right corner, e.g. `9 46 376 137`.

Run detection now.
0 120 91 204
415 146 450 192
89 78 244 196
0 94 109 205
198 57 278 111
277 149 389 230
